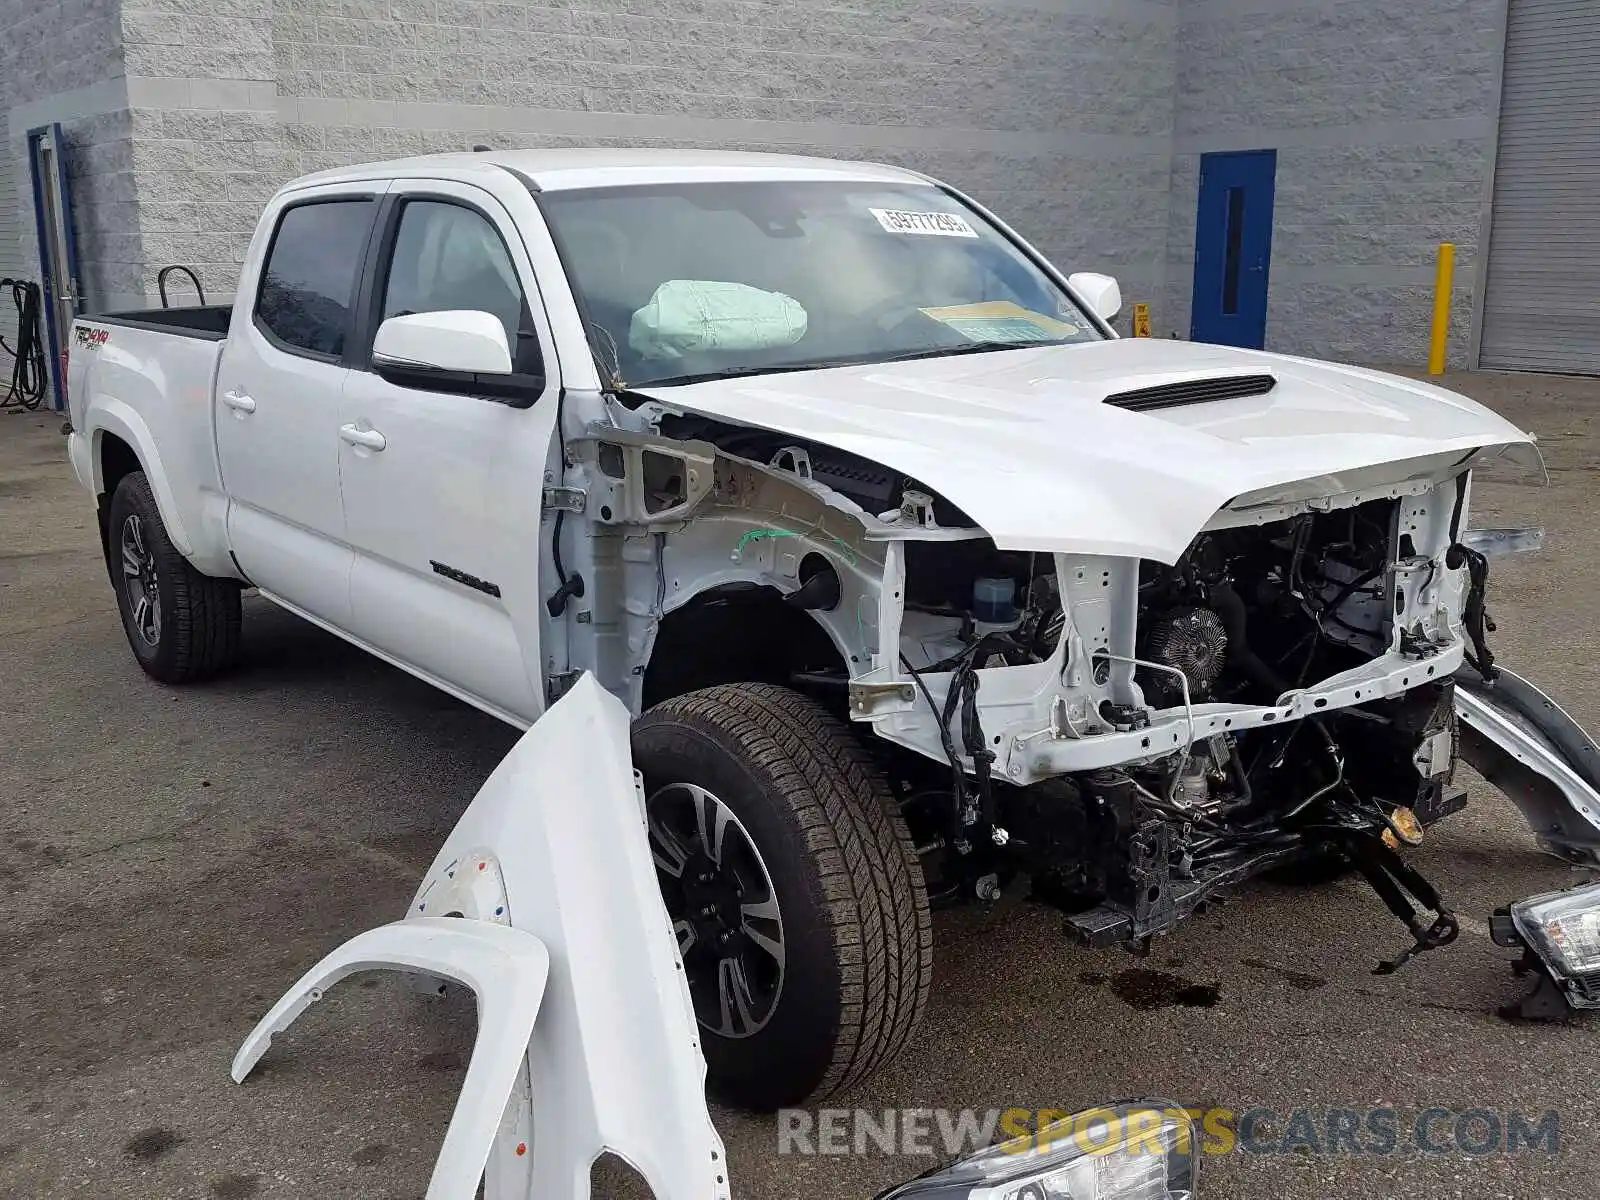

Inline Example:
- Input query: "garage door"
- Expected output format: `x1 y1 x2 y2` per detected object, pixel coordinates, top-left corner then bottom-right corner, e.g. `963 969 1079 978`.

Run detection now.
1479 0 1600 373
0 151 23 352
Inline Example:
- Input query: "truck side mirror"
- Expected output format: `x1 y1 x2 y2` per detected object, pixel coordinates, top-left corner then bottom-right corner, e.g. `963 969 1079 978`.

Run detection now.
1067 272 1122 322
374 309 513 374
371 310 542 406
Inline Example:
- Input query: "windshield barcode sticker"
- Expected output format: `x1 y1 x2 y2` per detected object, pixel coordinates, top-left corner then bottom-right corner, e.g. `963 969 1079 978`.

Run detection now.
869 208 979 238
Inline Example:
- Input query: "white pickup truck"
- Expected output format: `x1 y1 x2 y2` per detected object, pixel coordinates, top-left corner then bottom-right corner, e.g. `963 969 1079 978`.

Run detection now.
67 148 1600 1111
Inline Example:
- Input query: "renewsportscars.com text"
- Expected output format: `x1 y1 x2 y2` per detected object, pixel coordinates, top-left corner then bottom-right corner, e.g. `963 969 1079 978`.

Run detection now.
775 1106 1560 1158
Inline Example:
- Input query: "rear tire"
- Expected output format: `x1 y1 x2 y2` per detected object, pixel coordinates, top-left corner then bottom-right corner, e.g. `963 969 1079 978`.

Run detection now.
632 683 932 1110
108 471 242 683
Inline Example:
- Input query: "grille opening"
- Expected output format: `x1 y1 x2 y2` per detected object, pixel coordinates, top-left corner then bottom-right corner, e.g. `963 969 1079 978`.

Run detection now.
1104 373 1276 412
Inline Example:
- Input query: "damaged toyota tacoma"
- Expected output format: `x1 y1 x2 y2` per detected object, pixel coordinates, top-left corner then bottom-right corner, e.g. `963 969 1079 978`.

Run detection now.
66 149 1600 1112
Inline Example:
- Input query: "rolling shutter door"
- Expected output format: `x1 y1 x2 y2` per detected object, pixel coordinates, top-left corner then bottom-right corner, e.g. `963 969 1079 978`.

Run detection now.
0 150 23 353
1480 0 1600 373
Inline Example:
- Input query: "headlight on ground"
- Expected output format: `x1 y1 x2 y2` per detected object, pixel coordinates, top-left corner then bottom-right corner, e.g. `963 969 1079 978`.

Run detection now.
878 1103 1196 1200
1492 880 1600 1018
1513 883 1600 980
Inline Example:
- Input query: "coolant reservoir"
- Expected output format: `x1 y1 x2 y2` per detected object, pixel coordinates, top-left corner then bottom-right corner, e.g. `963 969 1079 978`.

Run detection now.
973 576 1017 624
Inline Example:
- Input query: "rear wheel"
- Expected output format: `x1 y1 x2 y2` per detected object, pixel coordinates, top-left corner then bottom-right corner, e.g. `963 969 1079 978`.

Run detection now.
108 471 242 683
632 683 932 1110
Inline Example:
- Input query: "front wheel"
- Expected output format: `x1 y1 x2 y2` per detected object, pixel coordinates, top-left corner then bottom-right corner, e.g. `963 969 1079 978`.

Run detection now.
632 684 932 1110
108 471 242 683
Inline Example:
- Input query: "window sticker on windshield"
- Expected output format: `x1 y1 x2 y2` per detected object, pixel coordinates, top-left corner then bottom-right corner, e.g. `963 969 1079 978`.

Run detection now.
918 301 1080 343
868 208 979 238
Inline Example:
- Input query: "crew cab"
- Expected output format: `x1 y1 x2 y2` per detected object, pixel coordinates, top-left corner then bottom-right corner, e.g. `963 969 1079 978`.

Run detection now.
66 148 1600 1111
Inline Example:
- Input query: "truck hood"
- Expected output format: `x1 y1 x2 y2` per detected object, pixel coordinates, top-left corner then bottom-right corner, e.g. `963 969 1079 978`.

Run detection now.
634 338 1542 562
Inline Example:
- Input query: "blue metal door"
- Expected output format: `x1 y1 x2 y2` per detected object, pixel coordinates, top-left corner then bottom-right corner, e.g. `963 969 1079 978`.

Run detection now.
28 124 83 411
1190 150 1276 349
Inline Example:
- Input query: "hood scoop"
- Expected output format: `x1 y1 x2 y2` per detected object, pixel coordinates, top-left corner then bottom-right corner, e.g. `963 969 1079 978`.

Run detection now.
1103 372 1276 413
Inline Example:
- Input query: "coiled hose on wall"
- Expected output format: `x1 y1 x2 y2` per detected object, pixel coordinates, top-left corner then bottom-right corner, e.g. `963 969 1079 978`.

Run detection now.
1 278 47 410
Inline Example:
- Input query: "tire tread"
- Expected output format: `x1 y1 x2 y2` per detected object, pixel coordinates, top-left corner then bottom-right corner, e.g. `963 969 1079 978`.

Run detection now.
111 472 242 683
644 683 932 1101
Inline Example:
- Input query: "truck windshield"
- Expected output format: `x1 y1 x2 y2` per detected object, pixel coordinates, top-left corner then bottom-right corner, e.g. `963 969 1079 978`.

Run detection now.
539 180 1104 388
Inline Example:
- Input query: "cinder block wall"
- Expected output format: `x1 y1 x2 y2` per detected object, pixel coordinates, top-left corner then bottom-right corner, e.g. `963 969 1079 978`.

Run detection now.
1 0 139 314
119 0 282 306
266 0 1179 323
1163 0 1508 364
11 0 1183 321
3 0 1513 364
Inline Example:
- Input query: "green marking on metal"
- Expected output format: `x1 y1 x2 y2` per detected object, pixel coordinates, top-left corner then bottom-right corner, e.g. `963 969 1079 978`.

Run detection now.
735 528 800 557
734 527 859 566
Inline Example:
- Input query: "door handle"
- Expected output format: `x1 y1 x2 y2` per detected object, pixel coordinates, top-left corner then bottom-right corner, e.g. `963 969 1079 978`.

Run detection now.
339 423 386 452
222 389 256 413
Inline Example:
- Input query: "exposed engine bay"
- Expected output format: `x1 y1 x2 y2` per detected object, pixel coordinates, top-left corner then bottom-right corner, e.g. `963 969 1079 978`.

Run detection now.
594 406 1516 972
884 502 1473 970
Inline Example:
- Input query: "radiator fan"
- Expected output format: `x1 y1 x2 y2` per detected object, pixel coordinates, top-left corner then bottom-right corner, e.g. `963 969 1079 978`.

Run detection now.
1139 606 1229 706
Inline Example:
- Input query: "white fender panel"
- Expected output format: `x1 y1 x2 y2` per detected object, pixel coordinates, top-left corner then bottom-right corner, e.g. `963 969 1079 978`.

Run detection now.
233 674 727 1200
231 918 550 1200
408 671 729 1200
1455 667 1600 865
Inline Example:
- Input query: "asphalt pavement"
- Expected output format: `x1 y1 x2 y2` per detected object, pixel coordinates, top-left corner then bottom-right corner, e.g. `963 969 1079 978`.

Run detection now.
1 368 1597 1199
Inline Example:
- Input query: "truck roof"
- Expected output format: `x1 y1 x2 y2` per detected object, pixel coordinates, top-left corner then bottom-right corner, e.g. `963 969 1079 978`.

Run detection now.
283 147 935 194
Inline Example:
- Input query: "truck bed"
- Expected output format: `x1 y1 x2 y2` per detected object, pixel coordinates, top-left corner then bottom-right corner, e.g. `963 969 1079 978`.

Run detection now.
67 309 237 578
92 305 233 340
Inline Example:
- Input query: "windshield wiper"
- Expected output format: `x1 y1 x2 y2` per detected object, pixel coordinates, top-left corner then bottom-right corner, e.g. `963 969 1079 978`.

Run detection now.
636 341 1068 388
873 338 1068 364
636 361 864 388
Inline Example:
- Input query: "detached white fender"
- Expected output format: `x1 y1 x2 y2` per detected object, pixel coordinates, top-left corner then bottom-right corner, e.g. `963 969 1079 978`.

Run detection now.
233 674 728 1200
1455 666 1600 865
232 919 550 1200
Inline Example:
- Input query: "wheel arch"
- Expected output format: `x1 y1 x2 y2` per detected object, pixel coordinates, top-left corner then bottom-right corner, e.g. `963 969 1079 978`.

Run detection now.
93 429 142 568
89 405 194 558
642 582 854 713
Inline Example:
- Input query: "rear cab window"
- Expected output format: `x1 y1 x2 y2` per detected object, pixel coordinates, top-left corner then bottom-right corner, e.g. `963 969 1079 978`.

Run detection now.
255 198 378 359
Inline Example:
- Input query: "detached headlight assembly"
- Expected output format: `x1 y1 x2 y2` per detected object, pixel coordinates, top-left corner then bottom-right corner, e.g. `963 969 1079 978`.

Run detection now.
878 1103 1196 1200
1491 880 1600 1019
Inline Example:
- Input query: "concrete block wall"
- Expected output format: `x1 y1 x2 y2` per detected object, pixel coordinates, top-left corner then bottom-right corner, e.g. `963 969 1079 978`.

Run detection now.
50 109 143 308
1164 0 1507 364
6 0 125 99
1 0 136 318
5 0 1183 324
2 0 1515 366
117 0 282 306
265 0 1180 328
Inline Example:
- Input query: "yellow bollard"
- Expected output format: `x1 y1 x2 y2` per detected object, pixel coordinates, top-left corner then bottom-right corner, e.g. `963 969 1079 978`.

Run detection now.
1427 242 1455 376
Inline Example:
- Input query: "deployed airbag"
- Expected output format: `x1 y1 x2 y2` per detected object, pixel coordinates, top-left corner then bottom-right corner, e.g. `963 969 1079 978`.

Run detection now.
630 279 807 360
